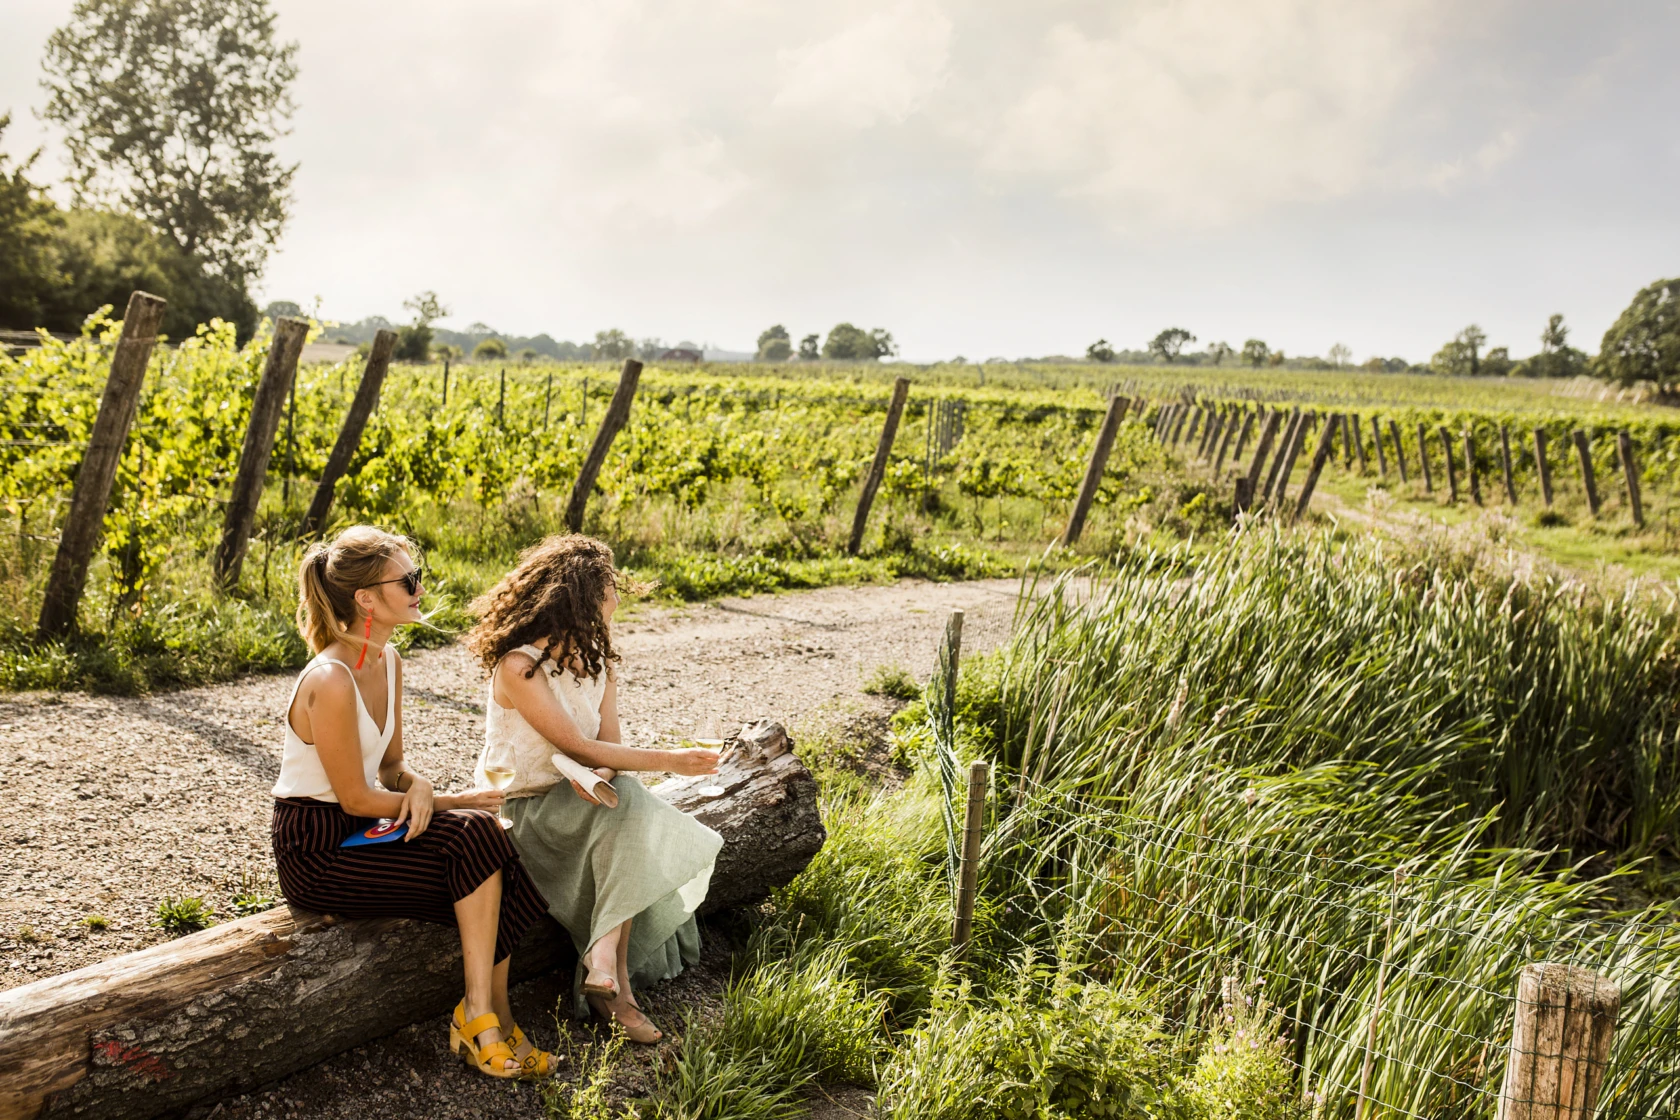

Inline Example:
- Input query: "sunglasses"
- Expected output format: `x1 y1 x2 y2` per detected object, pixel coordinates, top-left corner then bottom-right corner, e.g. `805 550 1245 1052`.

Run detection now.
369 568 426 596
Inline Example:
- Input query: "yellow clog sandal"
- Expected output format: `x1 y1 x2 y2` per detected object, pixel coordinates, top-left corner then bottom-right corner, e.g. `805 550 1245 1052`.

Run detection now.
449 1009 520 1079
505 1025 556 1079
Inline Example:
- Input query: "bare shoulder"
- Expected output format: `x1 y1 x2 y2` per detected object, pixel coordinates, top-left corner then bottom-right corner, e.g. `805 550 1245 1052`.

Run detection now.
501 648 540 679
296 659 355 713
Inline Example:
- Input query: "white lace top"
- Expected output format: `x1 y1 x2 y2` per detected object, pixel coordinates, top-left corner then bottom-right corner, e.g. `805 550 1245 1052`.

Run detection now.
475 644 608 799
272 647 395 801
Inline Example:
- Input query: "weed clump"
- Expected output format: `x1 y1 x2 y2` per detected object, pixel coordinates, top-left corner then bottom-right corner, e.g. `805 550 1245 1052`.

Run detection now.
153 896 214 935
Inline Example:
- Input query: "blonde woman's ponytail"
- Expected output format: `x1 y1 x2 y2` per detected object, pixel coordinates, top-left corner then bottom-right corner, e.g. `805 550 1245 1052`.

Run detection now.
295 527 417 653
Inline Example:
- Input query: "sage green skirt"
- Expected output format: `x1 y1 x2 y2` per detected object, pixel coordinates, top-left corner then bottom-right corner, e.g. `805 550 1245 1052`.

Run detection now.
506 774 722 1018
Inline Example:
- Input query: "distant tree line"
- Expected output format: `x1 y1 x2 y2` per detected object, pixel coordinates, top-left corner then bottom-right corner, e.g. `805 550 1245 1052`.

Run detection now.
754 323 897 362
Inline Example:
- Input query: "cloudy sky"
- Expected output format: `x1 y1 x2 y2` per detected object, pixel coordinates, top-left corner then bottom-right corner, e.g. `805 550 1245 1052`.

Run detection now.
4 0 1677 362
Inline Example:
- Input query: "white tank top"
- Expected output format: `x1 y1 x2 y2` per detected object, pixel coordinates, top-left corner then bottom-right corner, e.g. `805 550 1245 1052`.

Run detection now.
475 644 607 799
272 647 396 801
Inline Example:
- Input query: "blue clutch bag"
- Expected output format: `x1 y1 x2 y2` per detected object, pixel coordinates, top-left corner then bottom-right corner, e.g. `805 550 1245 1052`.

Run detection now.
341 819 409 847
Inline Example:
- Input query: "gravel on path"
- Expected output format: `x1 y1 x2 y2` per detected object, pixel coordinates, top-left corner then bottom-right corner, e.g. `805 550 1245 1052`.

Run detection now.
0 577 1021 1117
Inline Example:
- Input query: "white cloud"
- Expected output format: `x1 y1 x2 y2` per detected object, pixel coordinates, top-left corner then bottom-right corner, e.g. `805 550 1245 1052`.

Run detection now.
968 0 1460 227
772 1 953 128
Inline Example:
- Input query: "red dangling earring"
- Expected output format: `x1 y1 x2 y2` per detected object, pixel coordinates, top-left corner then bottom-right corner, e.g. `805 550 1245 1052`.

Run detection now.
354 612 371 670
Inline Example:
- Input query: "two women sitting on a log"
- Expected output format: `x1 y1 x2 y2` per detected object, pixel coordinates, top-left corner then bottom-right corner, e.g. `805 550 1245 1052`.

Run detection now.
272 525 721 1080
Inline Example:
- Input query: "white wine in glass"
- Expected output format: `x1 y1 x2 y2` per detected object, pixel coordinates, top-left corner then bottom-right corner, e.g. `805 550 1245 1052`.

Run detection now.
693 715 726 797
482 762 517 829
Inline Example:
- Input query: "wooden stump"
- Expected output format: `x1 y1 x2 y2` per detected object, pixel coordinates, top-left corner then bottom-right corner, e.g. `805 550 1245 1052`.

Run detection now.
0 725 821 1120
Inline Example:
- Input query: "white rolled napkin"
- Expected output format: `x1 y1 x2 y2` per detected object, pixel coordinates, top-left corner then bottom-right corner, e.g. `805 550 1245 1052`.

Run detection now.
551 752 619 808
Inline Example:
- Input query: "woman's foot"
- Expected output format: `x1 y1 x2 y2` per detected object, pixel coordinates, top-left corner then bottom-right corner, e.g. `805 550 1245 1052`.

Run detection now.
582 946 619 997
586 992 663 1044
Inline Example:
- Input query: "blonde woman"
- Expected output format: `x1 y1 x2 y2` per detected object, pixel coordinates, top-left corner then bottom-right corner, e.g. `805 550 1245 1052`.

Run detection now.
466 535 722 1043
272 525 553 1079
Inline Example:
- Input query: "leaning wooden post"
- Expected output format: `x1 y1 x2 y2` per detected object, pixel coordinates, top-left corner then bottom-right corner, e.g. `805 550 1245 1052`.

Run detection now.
1417 423 1433 493
1534 430 1554 506
1291 412 1340 523
1572 430 1600 517
37 291 168 637
214 317 309 587
1494 963 1619 1120
1230 410 1256 463
1371 416 1388 478
543 371 553 429
1350 414 1367 474
1170 406 1190 445
951 759 989 961
1062 395 1127 545
1265 411 1304 505
846 377 911 555
1186 407 1204 448
301 330 396 537
1616 430 1643 527
1499 425 1518 504
1340 413 1354 468
1271 413 1310 506
1389 420 1409 483
1440 426 1459 503
564 359 644 533
1243 411 1283 498
1464 430 1482 505
496 366 506 429
441 356 450 407
1212 413 1238 474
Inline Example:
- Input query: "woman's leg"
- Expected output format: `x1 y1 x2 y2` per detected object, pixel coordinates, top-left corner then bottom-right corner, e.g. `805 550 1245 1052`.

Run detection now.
587 917 660 1040
455 870 516 1070
616 915 636 1009
584 922 622 992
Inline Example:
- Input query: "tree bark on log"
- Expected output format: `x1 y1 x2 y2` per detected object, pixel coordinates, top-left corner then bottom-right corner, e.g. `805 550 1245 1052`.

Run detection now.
0 723 822 1120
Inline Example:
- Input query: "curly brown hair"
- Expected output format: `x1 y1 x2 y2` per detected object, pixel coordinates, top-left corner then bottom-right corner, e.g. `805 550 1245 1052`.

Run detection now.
465 535 649 680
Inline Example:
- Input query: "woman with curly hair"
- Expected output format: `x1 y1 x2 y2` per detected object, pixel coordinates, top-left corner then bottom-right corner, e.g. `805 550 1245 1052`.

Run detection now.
466 534 721 1043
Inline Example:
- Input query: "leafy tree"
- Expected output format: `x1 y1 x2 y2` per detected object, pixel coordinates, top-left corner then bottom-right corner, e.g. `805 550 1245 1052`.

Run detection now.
798 334 820 360
261 300 302 321
1148 327 1196 363
1268 349 1286 367
517 347 538 363
1481 346 1513 377
1087 339 1116 363
757 324 792 361
432 343 463 362
1241 339 1269 368
593 328 635 361
821 322 895 361
1327 342 1351 367
41 0 299 286
473 337 508 360
0 114 63 329
1206 340 1232 365
1541 313 1570 354
395 291 448 362
1514 314 1587 379
1596 279 1680 392
1429 325 1487 377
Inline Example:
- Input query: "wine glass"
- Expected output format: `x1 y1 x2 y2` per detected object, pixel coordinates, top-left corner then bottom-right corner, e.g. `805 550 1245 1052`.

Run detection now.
481 741 517 829
692 714 727 798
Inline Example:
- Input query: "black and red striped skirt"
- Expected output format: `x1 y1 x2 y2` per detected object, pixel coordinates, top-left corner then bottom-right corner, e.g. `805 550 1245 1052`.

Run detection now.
272 797 548 962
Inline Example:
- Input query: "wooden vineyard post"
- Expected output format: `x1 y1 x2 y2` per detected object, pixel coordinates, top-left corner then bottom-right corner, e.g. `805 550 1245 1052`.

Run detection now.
1186 407 1203 448
565 359 644 533
1262 410 1302 503
1572 430 1600 517
1350 414 1367 474
1534 430 1554 506
1197 410 1221 459
497 366 506 429
214 316 309 587
1212 412 1238 474
1440 427 1459 503
1062 395 1127 545
847 377 911 555
1272 412 1310 506
1231 410 1256 462
951 759 990 962
543 371 552 429
1464 430 1482 505
1500 425 1518 504
302 330 396 537
1340 413 1354 468
1495 963 1619 1120
1152 404 1169 441
1389 420 1409 483
1417 423 1433 493
1244 411 1283 499
1617 431 1643 527
37 290 168 638
1372 416 1388 478
441 356 450 407
1291 412 1340 523
1170 406 1190 445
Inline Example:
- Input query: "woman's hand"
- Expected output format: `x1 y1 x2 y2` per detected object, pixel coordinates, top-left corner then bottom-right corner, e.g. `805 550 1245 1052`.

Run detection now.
395 775 435 841
568 767 617 805
665 747 720 776
444 789 505 813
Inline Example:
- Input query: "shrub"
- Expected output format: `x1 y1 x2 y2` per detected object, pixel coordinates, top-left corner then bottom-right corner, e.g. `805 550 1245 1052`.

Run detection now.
863 663 920 701
153 896 215 935
1185 994 1308 1120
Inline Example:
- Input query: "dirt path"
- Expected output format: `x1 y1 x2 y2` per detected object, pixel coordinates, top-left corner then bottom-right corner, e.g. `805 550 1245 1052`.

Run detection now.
0 577 1021 1117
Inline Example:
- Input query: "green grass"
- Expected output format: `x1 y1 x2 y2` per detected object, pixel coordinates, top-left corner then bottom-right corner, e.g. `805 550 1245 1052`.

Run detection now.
862 663 921 701
152 896 215 936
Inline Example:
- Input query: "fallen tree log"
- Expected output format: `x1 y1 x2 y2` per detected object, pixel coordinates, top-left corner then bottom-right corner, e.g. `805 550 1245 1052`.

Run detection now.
0 722 822 1120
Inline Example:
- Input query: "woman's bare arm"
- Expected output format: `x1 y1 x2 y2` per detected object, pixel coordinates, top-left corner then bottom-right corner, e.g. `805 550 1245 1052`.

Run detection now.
499 652 715 775
290 664 408 820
